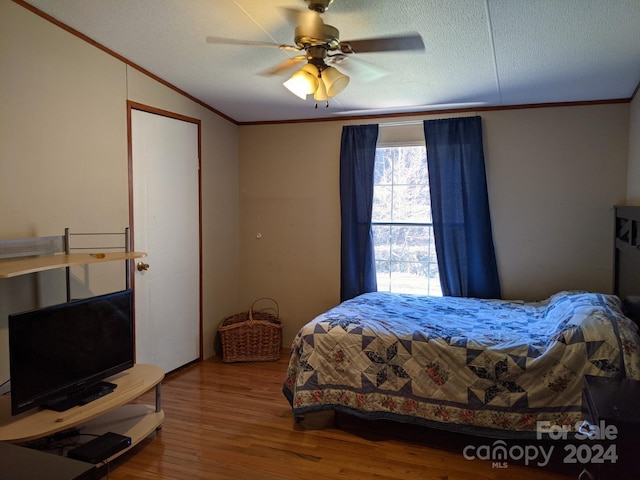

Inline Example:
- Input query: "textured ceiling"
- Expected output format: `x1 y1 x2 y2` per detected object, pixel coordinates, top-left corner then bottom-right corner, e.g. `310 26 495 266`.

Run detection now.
22 0 640 123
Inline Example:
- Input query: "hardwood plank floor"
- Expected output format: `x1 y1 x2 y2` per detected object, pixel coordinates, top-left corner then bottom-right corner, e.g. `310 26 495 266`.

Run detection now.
103 353 578 480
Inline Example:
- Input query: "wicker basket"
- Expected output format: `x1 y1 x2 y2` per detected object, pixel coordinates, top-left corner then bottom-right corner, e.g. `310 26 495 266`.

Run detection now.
218 298 282 363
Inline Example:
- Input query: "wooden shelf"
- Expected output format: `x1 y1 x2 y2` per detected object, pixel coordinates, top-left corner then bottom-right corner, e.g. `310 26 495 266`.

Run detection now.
0 252 146 279
0 364 164 443
82 404 165 462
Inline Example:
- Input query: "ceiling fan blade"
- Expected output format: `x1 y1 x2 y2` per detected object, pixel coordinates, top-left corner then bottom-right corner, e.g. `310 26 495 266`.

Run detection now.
260 56 307 76
339 33 425 54
280 7 325 39
206 36 299 51
330 55 390 82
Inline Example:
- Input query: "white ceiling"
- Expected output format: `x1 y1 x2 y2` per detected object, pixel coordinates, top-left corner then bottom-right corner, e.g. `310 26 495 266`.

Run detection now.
23 0 640 124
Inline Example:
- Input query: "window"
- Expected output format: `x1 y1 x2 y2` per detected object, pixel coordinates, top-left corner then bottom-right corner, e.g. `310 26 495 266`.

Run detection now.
372 145 441 296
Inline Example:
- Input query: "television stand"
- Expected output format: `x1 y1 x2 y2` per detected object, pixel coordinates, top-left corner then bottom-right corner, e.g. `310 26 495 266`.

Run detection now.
0 364 164 465
44 381 117 412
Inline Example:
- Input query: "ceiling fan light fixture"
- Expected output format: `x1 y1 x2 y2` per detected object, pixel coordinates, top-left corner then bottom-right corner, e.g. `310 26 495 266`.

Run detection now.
283 63 319 99
321 66 350 97
313 74 329 108
313 75 328 102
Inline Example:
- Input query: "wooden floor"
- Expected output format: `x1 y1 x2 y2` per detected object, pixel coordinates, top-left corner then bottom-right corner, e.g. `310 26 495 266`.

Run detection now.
104 353 578 480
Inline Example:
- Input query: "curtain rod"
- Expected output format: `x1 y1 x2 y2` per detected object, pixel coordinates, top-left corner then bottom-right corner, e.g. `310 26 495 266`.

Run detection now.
378 120 423 127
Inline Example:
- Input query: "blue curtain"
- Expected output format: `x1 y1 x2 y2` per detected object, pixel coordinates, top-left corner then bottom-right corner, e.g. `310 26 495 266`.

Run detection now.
423 116 501 299
339 124 379 302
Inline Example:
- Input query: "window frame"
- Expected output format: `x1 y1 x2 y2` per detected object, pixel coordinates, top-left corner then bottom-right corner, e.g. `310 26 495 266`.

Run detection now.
371 140 441 296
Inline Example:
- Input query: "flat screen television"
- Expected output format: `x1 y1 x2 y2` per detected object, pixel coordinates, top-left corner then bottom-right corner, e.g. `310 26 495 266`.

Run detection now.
8 289 134 416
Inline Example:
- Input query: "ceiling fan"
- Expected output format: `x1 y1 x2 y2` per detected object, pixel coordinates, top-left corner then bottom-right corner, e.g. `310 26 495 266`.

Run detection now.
206 0 425 108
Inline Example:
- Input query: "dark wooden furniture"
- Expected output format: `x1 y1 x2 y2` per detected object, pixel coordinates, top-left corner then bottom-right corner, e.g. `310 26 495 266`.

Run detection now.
0 441 96 480
576 206 640 479
614 205 640 325
582 375 640 479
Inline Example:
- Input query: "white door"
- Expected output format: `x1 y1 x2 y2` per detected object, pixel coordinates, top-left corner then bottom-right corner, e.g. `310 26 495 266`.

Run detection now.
130 108 200 373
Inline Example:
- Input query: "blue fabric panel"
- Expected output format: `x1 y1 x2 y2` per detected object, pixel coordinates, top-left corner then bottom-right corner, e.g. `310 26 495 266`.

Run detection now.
339 124 379 301
423 116 501 299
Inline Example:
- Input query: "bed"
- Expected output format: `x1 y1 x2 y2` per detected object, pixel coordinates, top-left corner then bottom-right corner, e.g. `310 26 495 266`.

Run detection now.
282 207 640 438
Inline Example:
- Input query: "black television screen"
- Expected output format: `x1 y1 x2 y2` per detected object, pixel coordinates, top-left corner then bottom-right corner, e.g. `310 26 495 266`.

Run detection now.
8 289 134 416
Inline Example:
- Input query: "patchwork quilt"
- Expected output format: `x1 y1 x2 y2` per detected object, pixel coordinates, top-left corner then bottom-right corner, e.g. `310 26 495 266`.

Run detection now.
283 291 640 436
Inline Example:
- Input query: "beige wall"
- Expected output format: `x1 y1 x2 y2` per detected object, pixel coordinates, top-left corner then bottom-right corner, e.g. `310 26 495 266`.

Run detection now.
0 1 636 374
627 93 640 204
0 1 240 385
483 105 629 300
239 104 630 344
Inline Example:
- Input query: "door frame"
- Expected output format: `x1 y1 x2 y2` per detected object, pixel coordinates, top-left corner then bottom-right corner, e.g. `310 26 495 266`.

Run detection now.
126 100 203 363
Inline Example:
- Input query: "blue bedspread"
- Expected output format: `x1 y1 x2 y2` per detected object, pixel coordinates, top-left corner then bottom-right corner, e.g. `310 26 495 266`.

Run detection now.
283 291 640 436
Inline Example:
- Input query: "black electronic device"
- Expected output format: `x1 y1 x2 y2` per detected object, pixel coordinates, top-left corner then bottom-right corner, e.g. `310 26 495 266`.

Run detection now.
8 289 134 416
44 381 116 412
67 432 132 464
